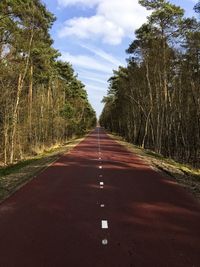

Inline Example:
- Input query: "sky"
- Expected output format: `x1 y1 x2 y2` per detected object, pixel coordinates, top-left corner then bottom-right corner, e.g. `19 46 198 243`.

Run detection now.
42 0 197 118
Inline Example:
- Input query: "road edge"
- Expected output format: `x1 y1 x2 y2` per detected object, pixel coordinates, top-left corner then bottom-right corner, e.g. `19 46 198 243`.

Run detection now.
0 130 93 204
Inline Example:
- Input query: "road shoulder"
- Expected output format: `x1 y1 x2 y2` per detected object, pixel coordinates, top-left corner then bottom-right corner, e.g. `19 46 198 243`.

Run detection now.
0 136 86 203
108 133 200 201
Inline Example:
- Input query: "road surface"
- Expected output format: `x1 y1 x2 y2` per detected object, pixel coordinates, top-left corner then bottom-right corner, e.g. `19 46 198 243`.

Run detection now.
0 128 200 267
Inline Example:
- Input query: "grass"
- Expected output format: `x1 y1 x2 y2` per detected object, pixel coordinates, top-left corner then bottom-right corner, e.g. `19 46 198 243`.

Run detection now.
0 158 41 177
0 136 85 202
109 132 200 200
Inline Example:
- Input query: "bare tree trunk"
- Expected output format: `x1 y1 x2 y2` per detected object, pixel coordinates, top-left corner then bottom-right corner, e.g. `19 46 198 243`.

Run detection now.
3 113 9 165
144 57 153 107
142 108 152 148
10 73 22 163
28 64 33 140
10 30 34 163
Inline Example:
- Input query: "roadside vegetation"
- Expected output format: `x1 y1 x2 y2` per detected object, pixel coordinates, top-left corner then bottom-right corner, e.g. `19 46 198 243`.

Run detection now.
0 0 96 166
100 0 200 168
0 136 85 202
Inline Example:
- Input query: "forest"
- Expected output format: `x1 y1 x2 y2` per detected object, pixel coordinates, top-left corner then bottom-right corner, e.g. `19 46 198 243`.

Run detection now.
100 0 200 167
0 0 96 165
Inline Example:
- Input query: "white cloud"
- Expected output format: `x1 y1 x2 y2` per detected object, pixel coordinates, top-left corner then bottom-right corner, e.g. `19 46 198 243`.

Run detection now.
59 15 124 45
60 51 114 73
79 75 107 85
58 0 150 45
97 0 149 37
57 0 99 7
81 44 123 66
77 69 111 83
80 44 123 66
86 83 107 92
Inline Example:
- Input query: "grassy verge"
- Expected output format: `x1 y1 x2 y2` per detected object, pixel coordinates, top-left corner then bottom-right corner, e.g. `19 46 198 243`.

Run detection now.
0 136 85 202
109 133 200 200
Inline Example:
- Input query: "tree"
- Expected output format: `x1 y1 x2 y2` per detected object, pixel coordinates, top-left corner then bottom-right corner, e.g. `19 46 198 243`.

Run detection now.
100 0 200 167
0 0 96 165
194 1 200 14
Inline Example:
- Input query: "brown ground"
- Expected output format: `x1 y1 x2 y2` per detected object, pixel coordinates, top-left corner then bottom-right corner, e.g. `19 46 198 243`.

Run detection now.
0 128 199 267
110 133 200 201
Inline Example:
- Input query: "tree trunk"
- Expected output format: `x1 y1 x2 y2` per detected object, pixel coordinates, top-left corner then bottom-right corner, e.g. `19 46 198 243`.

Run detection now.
10 30 34 163
28 64 33 141
10 73 22 163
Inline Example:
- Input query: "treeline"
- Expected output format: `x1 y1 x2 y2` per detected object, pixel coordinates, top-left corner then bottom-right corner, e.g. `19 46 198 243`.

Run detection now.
0 0 96 165
100 0 200 167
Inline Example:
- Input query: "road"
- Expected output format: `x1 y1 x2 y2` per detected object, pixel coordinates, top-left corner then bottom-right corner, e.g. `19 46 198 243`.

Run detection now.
0 128 200 267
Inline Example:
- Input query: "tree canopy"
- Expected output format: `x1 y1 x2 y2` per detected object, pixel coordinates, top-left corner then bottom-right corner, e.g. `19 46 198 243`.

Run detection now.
0 0 96 165
100 0 200 167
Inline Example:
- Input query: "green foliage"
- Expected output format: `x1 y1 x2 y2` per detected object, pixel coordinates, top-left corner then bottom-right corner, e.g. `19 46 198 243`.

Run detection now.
100 0 200 167
194 1 200 13
0 0 96 165
60 103 74 119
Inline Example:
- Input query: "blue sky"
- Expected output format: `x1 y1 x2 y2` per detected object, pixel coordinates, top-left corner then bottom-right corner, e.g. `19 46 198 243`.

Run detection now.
42 0 197 117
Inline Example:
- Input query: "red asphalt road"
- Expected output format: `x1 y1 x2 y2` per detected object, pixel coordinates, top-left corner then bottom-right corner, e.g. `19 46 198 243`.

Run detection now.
0 128 200 267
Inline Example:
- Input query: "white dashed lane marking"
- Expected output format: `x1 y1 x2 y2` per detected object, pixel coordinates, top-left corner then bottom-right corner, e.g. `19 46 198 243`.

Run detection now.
102 239 108 245
101 220 108 229
97 129 109 246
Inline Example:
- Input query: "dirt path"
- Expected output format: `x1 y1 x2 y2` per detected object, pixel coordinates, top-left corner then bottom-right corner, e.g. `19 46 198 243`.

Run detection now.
0 128 199 267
